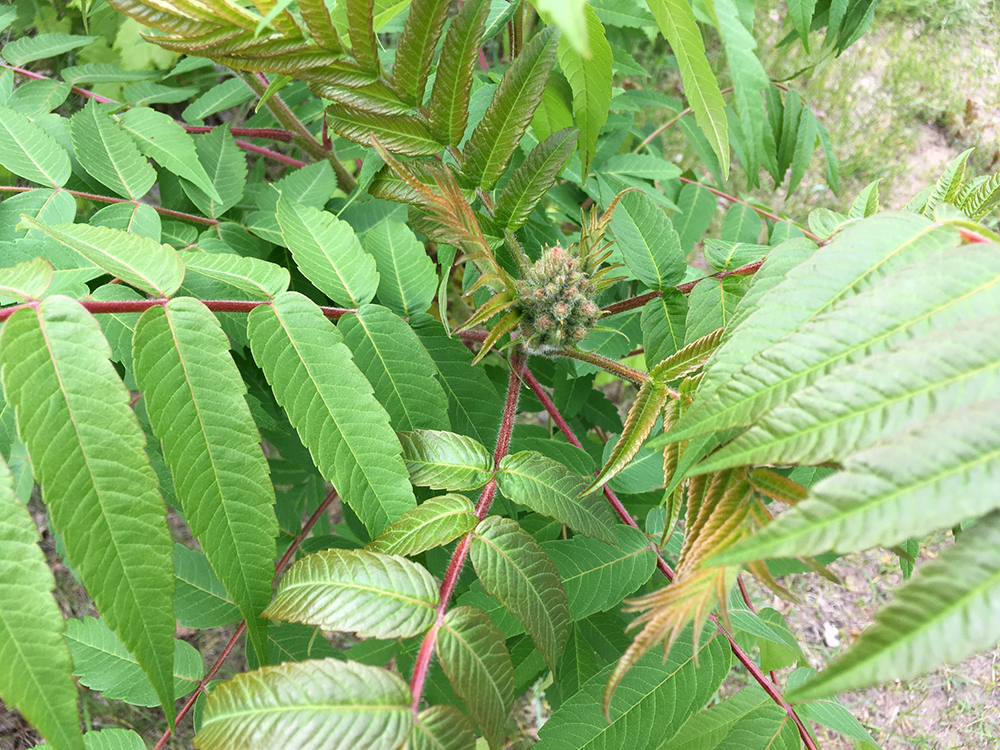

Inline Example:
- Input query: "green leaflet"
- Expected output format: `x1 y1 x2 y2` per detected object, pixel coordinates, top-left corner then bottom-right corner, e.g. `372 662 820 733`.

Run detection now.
680 241 1000 446
713 0 769 186
173 544 241 629
534 0 588 54
82 728 146 750
673 180 716 253
0 297 177 722
556 6 612 181
849 178 881 219
684 276 747 344
555 624 602 702
366 494 477 556
347 0 379 72
651 328 724 383
697 315 1000 473
69 100 156 199
64 616 202 707
90 202 161 241
426 0 490 146
641 290 687 367
2 33 96 66
786 0 818 49
787 511 1000 702
668 685 772 749
276 194 379 307
133 298 278 665
325 104 442 156
644 0 728 177
0 103 71 187
397 428 494 490
265 549 437 638
470 515 569 671
494 127 578 232
534 629 729 750
585 378 670 496
182 253 290 300
117 107 222 203
713 401 1000 563
922 148 972 217
182 78 255 124
19 217 184 298
543 526 656 621
362 220 437 316
496 450 618 545
392 0 450 105
194 659 413 750
610 190 685 290
412 705 476 750
0 457 83 750
180 123 247 218
0 257 53 301
712 703 800 750
672 213 961 441
437 606 516 750
339 305 449 431
463 27 559 189
248 292 415 537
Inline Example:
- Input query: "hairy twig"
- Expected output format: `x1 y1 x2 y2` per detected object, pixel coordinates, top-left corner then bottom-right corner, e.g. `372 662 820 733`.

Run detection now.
678 177 821 241
408 349 527 714
551 348 650 385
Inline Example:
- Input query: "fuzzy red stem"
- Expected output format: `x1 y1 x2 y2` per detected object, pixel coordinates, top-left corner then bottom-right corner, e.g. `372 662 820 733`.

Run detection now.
0 185 220 226
185 126 295 142
601 259 766 317
737 575 782 686
0 298 353 323
408 350 526 714
152 489 340 750
235 139 307 167
520 366 819 750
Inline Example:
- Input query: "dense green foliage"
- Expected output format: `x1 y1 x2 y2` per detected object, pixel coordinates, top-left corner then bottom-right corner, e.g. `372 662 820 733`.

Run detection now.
1 0 999 748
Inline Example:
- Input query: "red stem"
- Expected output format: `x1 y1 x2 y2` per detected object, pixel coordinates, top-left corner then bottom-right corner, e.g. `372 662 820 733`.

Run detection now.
408 350 526 714
520 366 819 750
0 185 220 226
235 139 307 168
0 298 354 323
152 489 340 750
185 126 295 142
601 259 766 317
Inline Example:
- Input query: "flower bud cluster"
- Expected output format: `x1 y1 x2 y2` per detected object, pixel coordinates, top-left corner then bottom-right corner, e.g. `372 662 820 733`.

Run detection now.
514 245 601 352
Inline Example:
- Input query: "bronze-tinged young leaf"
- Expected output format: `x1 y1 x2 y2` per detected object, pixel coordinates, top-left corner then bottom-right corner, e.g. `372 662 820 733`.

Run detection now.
264 549 438 638
494 127 578 232
325 102 442 156
437 606 516 750
312 80 413 117
747 468 806 506
194 659 412 750
397 429 494 490
366 494 477 556
427 0 491 146
583 379 671 496
347 0 379 72
412 705 476 750
298 0 342 51
0 297 177 722
463 27 559 190
392 0 450 105
0 458 84 750
133 298 278 666
649 327 724 383
101 0 220 36
496 451 618 545
470 516 569 670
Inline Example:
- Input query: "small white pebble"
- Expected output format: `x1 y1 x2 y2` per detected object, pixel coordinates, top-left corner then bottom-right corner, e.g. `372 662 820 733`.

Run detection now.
823 621 841 648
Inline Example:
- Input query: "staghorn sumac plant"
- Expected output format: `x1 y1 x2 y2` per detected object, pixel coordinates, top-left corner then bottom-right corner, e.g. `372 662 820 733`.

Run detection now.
1 0 999 748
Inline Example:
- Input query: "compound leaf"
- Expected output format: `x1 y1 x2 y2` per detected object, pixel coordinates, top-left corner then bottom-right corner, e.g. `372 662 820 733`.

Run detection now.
248 292 415 536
